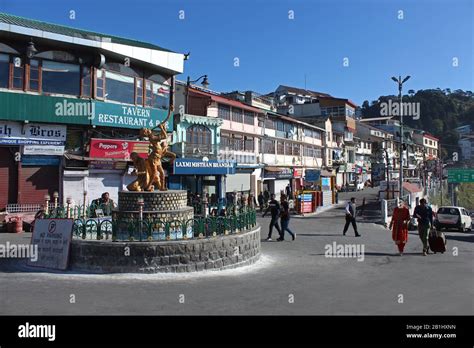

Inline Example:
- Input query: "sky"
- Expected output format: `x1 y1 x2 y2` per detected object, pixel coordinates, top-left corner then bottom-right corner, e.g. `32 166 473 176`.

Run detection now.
0 0 472 105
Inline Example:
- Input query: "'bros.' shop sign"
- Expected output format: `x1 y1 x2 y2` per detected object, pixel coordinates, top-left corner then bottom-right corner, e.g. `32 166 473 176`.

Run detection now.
89 138 149 160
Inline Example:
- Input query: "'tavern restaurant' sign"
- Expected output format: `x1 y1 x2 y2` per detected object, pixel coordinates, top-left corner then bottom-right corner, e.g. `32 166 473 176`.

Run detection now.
92 102 172 131
174 159 236 175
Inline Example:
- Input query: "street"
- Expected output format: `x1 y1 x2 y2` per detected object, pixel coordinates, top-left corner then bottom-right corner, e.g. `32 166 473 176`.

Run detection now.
0 188 472 315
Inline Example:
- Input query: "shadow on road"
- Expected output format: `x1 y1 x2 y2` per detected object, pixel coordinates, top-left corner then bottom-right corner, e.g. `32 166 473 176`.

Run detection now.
446 234 474 243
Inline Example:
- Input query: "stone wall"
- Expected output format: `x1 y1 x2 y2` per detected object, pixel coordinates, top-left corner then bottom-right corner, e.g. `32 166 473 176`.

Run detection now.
69 225 261 273
118 190 188 212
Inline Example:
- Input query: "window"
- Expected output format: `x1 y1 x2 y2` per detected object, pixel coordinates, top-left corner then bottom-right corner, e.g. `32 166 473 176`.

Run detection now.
244 136 254 151
265 118 274 129
145 80 153 107
284 123 292 133
27 59 40 92
314 148 322 158
135 78 143 105
105 70 135 104
277 141 284 155
276 121 284 132
81 66 92 97
42 60 80 95
304 128 312 137
244 111 254 125
151 81 169 109
12 56 24 90
263 139 275 154
231 107 243 123
304 146 313 157
0 54 8 88
293 143 300 156
96 69 105 99
313 131 321 140
187 125 211 145
285 142 292 155
218 104 230 120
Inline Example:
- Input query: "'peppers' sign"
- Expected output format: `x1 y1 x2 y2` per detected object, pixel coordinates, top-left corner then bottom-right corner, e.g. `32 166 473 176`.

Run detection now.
89 138 149 160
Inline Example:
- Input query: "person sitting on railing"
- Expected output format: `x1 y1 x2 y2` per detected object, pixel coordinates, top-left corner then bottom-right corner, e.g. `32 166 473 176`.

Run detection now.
97 192 115 217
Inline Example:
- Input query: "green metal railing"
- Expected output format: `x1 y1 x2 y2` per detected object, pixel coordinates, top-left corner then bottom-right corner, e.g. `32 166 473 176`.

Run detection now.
68 208 257 242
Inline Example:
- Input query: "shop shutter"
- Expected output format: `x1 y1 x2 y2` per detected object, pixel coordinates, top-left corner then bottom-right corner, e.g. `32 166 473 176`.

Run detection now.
87 173 122 203
19 166 59 204
226 173 251 193
0 147 18 209
63 176 86 206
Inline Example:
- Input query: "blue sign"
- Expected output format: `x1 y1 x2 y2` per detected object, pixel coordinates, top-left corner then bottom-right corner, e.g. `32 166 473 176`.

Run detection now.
22 155 60 166
174 159 236 175
305 169 320 182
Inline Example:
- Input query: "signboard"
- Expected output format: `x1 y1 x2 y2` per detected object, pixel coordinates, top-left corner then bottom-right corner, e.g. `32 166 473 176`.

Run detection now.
301 193 313 213
21 155 60 166
89 138 149 160
0 122 66 145
305 169 321 182
174 159 236 175
264 168 293 179
28 219 74 270
23 145 65 156
448 169 474 183
321 177 331 191
293 168 303 178
92 101 173 131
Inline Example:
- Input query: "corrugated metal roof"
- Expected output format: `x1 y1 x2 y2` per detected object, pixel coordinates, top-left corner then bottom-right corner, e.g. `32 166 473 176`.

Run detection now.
0 12 173 52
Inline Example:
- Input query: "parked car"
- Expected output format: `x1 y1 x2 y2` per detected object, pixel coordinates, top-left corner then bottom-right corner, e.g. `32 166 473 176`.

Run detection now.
434 206 472 232
408 217 418 231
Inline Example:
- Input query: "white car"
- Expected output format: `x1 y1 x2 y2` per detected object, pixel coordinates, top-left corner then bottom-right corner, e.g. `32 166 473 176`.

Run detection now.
435 206 472 232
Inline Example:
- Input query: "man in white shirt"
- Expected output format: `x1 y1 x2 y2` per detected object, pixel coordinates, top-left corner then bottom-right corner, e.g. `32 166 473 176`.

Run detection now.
343 197 361 237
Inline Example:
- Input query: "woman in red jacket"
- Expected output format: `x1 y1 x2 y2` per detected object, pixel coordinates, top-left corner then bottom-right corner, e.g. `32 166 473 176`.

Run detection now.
389 200 411 256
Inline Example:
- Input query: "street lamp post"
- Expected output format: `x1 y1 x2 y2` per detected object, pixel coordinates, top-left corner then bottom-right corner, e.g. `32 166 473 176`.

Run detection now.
391 75 411 198
186 75 210 114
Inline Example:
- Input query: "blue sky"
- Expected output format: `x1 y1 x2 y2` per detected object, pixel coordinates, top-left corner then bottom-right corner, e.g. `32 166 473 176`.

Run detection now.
0 0 472 105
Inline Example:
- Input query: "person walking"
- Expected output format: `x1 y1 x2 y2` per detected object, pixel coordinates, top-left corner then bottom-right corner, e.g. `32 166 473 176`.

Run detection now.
280 194 295 241
413 198 433 256
257 192 264 213
343 197 361 237
263 193 283 241
389 200 410 255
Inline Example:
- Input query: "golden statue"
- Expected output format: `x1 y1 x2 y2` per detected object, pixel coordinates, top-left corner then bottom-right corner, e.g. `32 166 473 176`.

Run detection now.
129 123 176 192
128 77 177 192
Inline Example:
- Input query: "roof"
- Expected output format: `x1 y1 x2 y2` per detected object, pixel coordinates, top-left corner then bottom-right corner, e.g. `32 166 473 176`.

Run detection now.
318 96 358 108
360 116 395 122
277 85 332 98
423 133 439 141
0 12 172 52
189 88 264 114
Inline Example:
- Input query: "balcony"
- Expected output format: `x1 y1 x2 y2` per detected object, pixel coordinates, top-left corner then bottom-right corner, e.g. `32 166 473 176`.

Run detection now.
173 142 219 160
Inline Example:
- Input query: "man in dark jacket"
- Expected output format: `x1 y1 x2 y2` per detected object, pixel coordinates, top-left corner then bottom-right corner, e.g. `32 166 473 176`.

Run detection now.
257 192 265 213
413 198 433 256
343 197 361 237
263 193 283 241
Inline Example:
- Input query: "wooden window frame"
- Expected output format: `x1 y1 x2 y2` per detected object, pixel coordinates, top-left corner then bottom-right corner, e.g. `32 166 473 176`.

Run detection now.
10 55 25 91
94 68 106 100
80 65 92 98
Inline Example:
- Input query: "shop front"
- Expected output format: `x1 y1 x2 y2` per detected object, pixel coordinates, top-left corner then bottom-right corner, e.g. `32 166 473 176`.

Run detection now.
170 158 236 210
263 167 293 200
0 121 66 209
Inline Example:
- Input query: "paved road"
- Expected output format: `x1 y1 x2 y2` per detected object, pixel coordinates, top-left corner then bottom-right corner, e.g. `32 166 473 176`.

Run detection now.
0 188 473 315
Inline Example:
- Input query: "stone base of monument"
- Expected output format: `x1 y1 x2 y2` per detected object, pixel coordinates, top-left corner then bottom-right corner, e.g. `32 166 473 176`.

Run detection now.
69 225 261 273
69 189 261 273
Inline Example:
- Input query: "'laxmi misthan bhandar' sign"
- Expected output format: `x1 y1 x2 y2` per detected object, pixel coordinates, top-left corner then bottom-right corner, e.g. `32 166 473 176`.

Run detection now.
173 159 236 175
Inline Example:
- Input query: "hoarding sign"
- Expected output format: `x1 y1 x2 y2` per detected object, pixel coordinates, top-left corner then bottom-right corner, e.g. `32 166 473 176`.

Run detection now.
305 170 320 182
174 159 236 175
28 219 74 270
448 169 474 183
0 122 66 145
89 138 149 160
92 101 173 131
